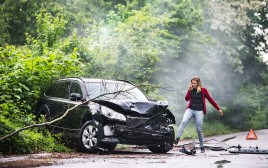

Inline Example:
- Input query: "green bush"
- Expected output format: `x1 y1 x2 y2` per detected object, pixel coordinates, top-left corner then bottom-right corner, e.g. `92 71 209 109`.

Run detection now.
0 115 69 154
0 9 82 154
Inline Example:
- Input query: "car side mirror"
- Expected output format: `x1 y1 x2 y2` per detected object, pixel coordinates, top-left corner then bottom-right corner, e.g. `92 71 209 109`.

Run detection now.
70 93 81 101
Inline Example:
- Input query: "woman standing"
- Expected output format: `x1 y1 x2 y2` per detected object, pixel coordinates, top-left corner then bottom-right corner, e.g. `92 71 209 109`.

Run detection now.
175 76 223 153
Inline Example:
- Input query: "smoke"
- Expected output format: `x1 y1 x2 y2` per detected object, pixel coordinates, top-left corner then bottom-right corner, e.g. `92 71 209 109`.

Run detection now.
71 0 266 126
148 1 268 129
148 0 246 121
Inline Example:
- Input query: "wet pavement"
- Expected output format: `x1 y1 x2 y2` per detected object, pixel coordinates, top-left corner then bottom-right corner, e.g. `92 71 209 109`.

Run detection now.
1 129 268 168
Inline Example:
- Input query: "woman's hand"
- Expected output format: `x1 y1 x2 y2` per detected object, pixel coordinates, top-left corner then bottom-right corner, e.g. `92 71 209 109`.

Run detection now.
219 110 223 116
188 84 193 91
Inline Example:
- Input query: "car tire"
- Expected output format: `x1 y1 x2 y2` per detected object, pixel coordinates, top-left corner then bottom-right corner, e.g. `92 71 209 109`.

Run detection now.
147 141 173 153
79 120 100 153
78 120 117 153
147 125 174 153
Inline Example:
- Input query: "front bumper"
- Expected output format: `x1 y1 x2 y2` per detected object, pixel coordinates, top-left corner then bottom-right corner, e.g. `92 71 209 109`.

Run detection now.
100 124 174 145
97 112 175 145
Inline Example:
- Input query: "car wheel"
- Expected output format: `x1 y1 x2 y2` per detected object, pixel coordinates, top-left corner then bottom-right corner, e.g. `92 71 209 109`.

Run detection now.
147 125 174 153
147 141 173 153
79 120 100 153
79 120 117 153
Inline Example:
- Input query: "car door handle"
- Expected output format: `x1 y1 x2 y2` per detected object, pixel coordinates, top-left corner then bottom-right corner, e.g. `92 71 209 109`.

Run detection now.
63 105 68 109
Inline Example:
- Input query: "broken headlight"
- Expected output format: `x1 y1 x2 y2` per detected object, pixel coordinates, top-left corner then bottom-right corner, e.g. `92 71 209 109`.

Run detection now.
101 106 126 122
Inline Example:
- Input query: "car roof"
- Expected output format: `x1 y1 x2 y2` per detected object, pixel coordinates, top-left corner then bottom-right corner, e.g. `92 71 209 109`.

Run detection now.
58 77 134 85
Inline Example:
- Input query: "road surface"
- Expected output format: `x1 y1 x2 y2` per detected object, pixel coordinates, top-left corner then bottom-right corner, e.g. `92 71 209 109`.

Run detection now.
1 129 268 168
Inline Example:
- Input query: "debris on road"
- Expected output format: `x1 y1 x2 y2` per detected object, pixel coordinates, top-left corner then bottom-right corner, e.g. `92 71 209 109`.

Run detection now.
179 145 196 155
229 146 268 154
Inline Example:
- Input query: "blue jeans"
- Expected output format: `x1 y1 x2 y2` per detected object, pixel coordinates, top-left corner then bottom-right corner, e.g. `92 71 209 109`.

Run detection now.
176 108 204 147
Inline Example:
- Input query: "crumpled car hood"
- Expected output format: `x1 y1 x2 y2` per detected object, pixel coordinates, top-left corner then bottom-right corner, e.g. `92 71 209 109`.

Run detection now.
94 99 168 116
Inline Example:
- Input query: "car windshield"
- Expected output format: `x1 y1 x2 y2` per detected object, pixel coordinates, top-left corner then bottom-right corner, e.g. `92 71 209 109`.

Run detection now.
85 82 148 101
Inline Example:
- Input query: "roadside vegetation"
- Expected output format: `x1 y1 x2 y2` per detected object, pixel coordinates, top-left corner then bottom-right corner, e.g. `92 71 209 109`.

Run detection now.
0 0 267 154
174 122 236 141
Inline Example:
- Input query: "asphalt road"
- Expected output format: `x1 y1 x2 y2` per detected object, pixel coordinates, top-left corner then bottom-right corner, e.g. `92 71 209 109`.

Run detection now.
1 129 268 168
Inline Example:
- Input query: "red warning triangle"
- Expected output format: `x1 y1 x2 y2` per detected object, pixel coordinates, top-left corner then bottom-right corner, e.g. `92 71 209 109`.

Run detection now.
246 128 258 140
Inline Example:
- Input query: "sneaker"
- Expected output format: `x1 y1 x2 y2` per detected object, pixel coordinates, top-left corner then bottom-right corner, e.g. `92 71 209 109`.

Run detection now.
173 138 180 144
200 147 205 153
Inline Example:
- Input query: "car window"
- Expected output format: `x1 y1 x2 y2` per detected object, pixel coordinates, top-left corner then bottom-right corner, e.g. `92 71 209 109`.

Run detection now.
70 81 83 97
52 82 70 99
85 82 148 101
45 82 57 96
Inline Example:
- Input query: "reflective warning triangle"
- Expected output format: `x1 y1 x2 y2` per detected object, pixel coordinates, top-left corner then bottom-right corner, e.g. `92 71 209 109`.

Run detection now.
246 128 258 140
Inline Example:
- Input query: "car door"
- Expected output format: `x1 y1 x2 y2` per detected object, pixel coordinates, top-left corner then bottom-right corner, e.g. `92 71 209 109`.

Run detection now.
44 80 89 137
63 80 89 130
48 81 71 127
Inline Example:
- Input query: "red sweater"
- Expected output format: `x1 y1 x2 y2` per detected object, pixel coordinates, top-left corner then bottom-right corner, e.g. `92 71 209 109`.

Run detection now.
185 87 220 115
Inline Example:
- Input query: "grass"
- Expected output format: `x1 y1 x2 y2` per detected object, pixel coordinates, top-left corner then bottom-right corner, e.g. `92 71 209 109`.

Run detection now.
115 144 130 149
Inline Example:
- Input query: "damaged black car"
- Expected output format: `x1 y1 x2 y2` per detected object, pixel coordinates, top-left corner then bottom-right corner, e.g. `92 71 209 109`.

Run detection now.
35 77 176 153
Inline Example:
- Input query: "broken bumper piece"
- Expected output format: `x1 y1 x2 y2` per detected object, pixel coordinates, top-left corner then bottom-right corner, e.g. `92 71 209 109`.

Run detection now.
229 146 268 154
179 145 196 155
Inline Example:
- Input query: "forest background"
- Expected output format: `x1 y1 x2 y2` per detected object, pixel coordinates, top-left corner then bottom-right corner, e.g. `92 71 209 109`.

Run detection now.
0 0 267 154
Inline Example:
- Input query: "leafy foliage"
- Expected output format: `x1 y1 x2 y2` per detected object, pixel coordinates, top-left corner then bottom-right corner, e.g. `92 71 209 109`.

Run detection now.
0 116 69 154
0 0 44 46
197 0 268 130
0 9 82 154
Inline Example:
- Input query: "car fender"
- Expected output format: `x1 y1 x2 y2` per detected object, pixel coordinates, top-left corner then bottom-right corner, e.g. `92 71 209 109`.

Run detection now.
165 109 176 124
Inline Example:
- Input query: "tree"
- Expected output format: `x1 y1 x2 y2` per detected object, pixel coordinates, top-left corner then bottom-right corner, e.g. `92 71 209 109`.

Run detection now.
0 0 44 45
196 0 268 129
0 9 83 154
